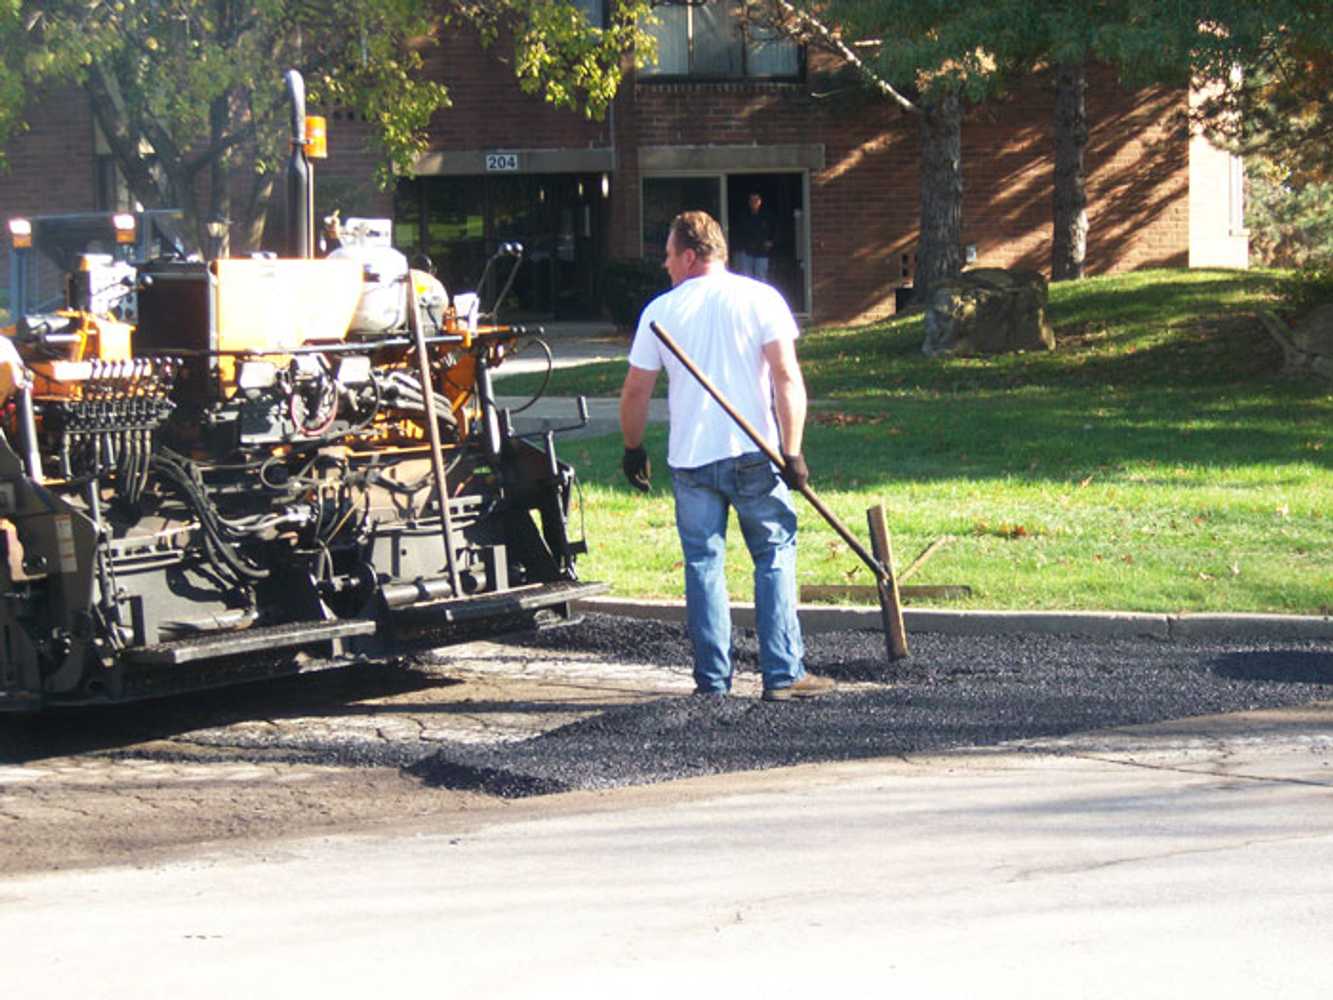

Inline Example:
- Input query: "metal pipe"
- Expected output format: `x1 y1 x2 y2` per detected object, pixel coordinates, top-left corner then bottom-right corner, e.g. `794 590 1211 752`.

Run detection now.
475 361 503 461
382 575 456 609
407 276 460 597
16 387 42 482
284 70 312 259
135 334 468 359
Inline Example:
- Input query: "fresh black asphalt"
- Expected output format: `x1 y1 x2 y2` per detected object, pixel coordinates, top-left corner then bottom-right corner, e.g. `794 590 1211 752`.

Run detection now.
405 613 1333 797
5 613 1330 792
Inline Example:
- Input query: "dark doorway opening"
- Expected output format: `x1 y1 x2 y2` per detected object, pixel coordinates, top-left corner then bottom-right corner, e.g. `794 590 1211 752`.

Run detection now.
394 173 607 321
725 172 806 314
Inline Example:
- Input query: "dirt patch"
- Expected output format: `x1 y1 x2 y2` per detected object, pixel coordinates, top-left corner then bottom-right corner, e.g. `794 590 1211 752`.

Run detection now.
0 627 693 875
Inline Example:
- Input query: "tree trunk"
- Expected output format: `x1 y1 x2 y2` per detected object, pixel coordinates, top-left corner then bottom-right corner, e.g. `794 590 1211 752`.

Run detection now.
916 91 964 303
1051 61 1088 281
239 171 275 255
84 66 171 213
206 94 233 257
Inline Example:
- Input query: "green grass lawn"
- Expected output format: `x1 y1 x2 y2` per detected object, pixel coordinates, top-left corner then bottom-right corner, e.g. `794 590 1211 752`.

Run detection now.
543 269 1333 614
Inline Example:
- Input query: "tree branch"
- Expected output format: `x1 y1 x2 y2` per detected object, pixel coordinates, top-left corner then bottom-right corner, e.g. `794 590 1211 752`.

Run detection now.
766 0 918 114
182 120 258 183
84 62 173 209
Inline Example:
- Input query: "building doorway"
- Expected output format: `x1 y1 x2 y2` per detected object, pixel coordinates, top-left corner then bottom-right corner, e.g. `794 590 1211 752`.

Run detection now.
394 173 606 320
640 170 807 314
726 174 806 314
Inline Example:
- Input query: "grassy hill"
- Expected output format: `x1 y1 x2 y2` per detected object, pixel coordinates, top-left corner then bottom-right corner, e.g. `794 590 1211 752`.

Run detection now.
520 269 1333 614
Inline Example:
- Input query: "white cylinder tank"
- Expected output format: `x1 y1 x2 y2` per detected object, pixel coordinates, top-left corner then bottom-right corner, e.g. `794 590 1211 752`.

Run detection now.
328 243 409 334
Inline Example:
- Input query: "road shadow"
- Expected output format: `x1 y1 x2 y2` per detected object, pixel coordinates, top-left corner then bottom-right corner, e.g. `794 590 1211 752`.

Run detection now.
0 662 455 764
1211 651 1333 685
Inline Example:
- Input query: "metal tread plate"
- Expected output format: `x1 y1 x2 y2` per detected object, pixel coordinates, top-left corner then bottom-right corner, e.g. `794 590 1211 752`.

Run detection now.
127 618 379 666
393 579 609 623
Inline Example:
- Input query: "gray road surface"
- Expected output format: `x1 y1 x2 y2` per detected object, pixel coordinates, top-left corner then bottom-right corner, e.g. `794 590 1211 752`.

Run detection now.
5 704 1332 999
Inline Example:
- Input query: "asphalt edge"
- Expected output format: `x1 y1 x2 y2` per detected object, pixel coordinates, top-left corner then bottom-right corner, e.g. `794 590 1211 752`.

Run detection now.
574 597 1333 643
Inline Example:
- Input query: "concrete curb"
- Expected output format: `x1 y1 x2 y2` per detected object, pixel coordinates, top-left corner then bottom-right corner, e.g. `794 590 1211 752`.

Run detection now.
574 597 1333 643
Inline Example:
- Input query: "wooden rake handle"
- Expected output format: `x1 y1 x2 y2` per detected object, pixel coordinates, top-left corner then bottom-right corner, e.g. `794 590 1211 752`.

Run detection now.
649 320 890 587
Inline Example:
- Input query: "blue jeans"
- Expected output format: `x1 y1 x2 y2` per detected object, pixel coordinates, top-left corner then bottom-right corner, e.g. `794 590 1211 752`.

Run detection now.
734 251 770 283
670 452 805 694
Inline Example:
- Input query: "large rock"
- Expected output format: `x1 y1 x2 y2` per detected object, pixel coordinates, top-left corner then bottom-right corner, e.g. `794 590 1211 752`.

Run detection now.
1290 303 1333 354
922 268 1055 357
1260 304 1333 382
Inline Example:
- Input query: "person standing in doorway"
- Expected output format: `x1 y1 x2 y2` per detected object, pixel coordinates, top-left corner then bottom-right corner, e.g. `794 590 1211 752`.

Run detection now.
618 210 833 702
732 192 774 284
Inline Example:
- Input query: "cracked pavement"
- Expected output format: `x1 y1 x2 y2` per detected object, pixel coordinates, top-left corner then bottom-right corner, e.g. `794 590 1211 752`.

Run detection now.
2 613 1331 875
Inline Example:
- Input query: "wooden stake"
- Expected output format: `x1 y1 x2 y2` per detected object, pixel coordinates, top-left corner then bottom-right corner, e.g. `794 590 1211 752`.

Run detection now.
866 503 909 660
898 535 952 584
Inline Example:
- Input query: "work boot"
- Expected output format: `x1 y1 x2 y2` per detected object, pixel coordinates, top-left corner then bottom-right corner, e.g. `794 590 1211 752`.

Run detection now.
762 674 835 702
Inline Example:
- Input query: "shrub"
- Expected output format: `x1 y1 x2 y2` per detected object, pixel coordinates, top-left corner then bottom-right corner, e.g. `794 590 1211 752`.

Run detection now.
1246 159 1333 269
600 257 668 330
1280 260 1333 314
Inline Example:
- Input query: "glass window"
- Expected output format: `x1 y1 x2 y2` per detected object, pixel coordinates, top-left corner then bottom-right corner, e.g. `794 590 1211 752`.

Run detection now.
692 2 742 77
745 19 801 78
640 1 800 80
644 5 688 75
641 177 722 260
574 0 604 28
400 176 489 294
393 178 421 252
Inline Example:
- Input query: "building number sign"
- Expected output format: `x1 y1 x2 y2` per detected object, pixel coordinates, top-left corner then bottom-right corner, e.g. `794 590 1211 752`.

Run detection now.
485 153 520 172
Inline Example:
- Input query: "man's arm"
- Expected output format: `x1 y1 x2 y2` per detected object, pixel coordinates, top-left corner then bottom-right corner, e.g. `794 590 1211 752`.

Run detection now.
763 337 806 456
619 364 659 449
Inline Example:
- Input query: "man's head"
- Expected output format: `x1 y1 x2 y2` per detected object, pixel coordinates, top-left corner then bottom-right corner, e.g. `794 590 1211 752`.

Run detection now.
748 192 762 214
664 210 727 287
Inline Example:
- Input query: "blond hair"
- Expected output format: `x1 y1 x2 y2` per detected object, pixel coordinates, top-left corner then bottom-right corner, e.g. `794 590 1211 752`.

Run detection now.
669 210 728 263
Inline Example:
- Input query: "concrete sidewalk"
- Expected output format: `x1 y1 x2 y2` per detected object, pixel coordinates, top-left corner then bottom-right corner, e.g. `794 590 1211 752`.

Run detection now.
492 320 627 378
491 322 645 438
578 596 1333 644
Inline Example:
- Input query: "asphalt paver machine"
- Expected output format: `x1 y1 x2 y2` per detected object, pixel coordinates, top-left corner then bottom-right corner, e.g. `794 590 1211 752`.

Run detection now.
0 71 602 711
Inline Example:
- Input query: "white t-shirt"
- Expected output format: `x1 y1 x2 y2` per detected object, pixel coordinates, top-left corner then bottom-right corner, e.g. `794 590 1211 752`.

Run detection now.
628 269 799 469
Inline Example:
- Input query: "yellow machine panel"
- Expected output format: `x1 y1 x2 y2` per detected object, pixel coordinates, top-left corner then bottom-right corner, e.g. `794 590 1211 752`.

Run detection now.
213 258 363 353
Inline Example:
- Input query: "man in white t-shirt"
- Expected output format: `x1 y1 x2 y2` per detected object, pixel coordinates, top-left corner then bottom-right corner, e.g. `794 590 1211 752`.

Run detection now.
618 210 833 702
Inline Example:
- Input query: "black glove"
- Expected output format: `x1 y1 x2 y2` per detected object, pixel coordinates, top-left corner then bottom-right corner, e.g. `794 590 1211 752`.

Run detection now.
622 446 651 493
780 453 808 492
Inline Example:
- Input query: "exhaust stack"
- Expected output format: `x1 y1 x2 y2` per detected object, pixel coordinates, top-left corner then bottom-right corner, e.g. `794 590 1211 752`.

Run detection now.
284 70 313 259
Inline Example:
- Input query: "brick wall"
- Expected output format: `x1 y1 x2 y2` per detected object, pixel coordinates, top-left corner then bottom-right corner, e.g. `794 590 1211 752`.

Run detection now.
964 67 1189 279
0 85 99 305
414 27 612 153
612 59 1190 323
2 41 1195 326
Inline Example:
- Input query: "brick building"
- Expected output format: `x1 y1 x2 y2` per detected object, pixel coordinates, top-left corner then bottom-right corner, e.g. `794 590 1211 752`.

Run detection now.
1 2 1247 325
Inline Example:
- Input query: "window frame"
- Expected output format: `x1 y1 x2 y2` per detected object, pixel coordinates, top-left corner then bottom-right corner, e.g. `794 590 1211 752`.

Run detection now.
573 0 606 29
639 1 804 83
